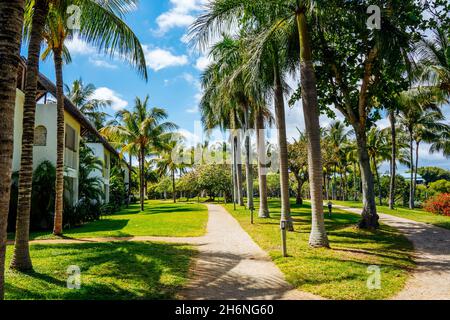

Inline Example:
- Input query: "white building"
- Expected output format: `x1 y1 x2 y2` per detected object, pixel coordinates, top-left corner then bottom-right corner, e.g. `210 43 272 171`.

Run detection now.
13 59 129 205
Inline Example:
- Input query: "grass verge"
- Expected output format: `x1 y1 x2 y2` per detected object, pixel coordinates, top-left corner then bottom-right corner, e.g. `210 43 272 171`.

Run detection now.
5 241 195 300
11 200 208 240
223 199 414 300
331 200 450 230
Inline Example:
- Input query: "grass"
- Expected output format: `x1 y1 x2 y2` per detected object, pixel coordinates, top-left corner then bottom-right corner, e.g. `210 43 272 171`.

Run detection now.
331 200 450 230
14 200 208 240
5 241 195 300
223 199 414 300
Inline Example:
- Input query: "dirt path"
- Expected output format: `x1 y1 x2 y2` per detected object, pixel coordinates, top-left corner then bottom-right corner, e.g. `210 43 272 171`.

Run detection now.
178 204 322 300
335 205 450 300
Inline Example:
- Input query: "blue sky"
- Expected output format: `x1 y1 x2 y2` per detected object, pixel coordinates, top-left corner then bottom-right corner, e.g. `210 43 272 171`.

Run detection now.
30 0 449 172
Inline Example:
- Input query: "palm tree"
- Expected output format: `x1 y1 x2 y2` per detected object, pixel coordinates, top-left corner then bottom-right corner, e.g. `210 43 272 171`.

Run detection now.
40 0 147 236
366 128 391 206
190 0 329 243
398 89 449 208
101 96 177 211
0 0 26 300
66 78 111 129
156 136 187 203
416 26 449 96
11 0 50 271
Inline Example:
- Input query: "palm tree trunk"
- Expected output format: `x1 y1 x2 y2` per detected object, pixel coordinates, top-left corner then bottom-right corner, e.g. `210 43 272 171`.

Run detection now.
172 169 176 203
11 0 48 271
256 112 270 217
373 158 382 206
353 162 358 201
297 10 328 246
388 110 396 209
413 140 420 206
294 173 304 205
244 109 254 210
0 0 26 299
273 52 293 231
127 154 132 206
332 164 337 200
408 129 414 209
355 128 379 229
139 148 145 211
235 136 244 206
53 50 65 236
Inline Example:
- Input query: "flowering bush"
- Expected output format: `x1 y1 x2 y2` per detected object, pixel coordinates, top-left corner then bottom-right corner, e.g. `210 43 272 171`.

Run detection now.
423 193 450 216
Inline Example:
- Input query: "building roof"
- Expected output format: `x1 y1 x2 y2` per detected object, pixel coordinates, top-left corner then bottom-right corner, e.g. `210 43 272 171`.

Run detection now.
17 57 131 170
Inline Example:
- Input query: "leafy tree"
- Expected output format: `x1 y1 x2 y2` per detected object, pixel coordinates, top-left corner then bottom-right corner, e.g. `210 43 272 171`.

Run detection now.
313 0 423 229
428 179 450 196
417 167 450 185
288 131 309 205
197 164 232 201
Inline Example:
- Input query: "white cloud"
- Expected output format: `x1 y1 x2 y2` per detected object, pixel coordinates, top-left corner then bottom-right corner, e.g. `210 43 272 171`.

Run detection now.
91 87 128 111
65 35 96 55
143 46 188 71
194 54 212 71
88 57 118 69
186 106 199 113
153 0 208 35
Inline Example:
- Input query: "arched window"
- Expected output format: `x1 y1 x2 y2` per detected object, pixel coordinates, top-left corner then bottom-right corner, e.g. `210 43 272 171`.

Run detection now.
34 125 47 146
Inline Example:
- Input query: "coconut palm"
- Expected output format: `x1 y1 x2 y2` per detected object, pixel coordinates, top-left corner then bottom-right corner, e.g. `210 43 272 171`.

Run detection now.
11 0 50 271
156 136 187 203
366 128 391 206
416 26 449 96
0 0 26 299
65 78 111 130
398 88 449 208
40 0 147 236
190 0 330 243
101 96 177 211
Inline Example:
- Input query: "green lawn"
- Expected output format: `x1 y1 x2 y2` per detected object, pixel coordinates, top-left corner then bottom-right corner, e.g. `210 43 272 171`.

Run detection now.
223 199 414 300
330 200 450 230
5 241 195 300
18 200 208 240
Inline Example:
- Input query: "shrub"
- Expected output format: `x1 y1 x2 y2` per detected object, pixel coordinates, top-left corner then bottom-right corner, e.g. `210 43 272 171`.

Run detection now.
423 193 450 216
8 161 56 232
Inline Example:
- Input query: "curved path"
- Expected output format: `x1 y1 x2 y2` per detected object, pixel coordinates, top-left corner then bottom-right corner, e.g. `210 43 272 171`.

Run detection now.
178 204 322 300
335 205 450 300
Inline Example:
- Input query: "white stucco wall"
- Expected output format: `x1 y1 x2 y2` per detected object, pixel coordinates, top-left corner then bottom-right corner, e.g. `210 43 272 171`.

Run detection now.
13 91 81 205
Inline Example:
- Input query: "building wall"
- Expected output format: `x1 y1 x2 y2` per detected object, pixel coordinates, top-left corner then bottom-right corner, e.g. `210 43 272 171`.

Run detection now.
13 91 81 205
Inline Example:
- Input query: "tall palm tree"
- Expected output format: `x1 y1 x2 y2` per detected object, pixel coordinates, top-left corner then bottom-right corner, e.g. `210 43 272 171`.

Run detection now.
366 128 391 206
41 0 147 236
416 26 449 96
156 136 187 203
101 96 177 211
398 88 449 208
0 0 26 299
65 78 111 129
11 0 50 271
190 0 329 243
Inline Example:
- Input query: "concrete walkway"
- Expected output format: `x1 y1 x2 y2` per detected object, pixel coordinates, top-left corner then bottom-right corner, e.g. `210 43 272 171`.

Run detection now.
179 204 322 300
335 205 450 300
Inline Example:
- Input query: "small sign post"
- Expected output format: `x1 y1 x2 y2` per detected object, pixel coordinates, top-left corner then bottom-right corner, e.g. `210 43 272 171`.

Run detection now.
280 220 287 257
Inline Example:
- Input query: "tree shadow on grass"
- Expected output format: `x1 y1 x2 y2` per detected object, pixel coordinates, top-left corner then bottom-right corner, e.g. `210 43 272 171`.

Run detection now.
62 219 131 237
5 242 195 300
